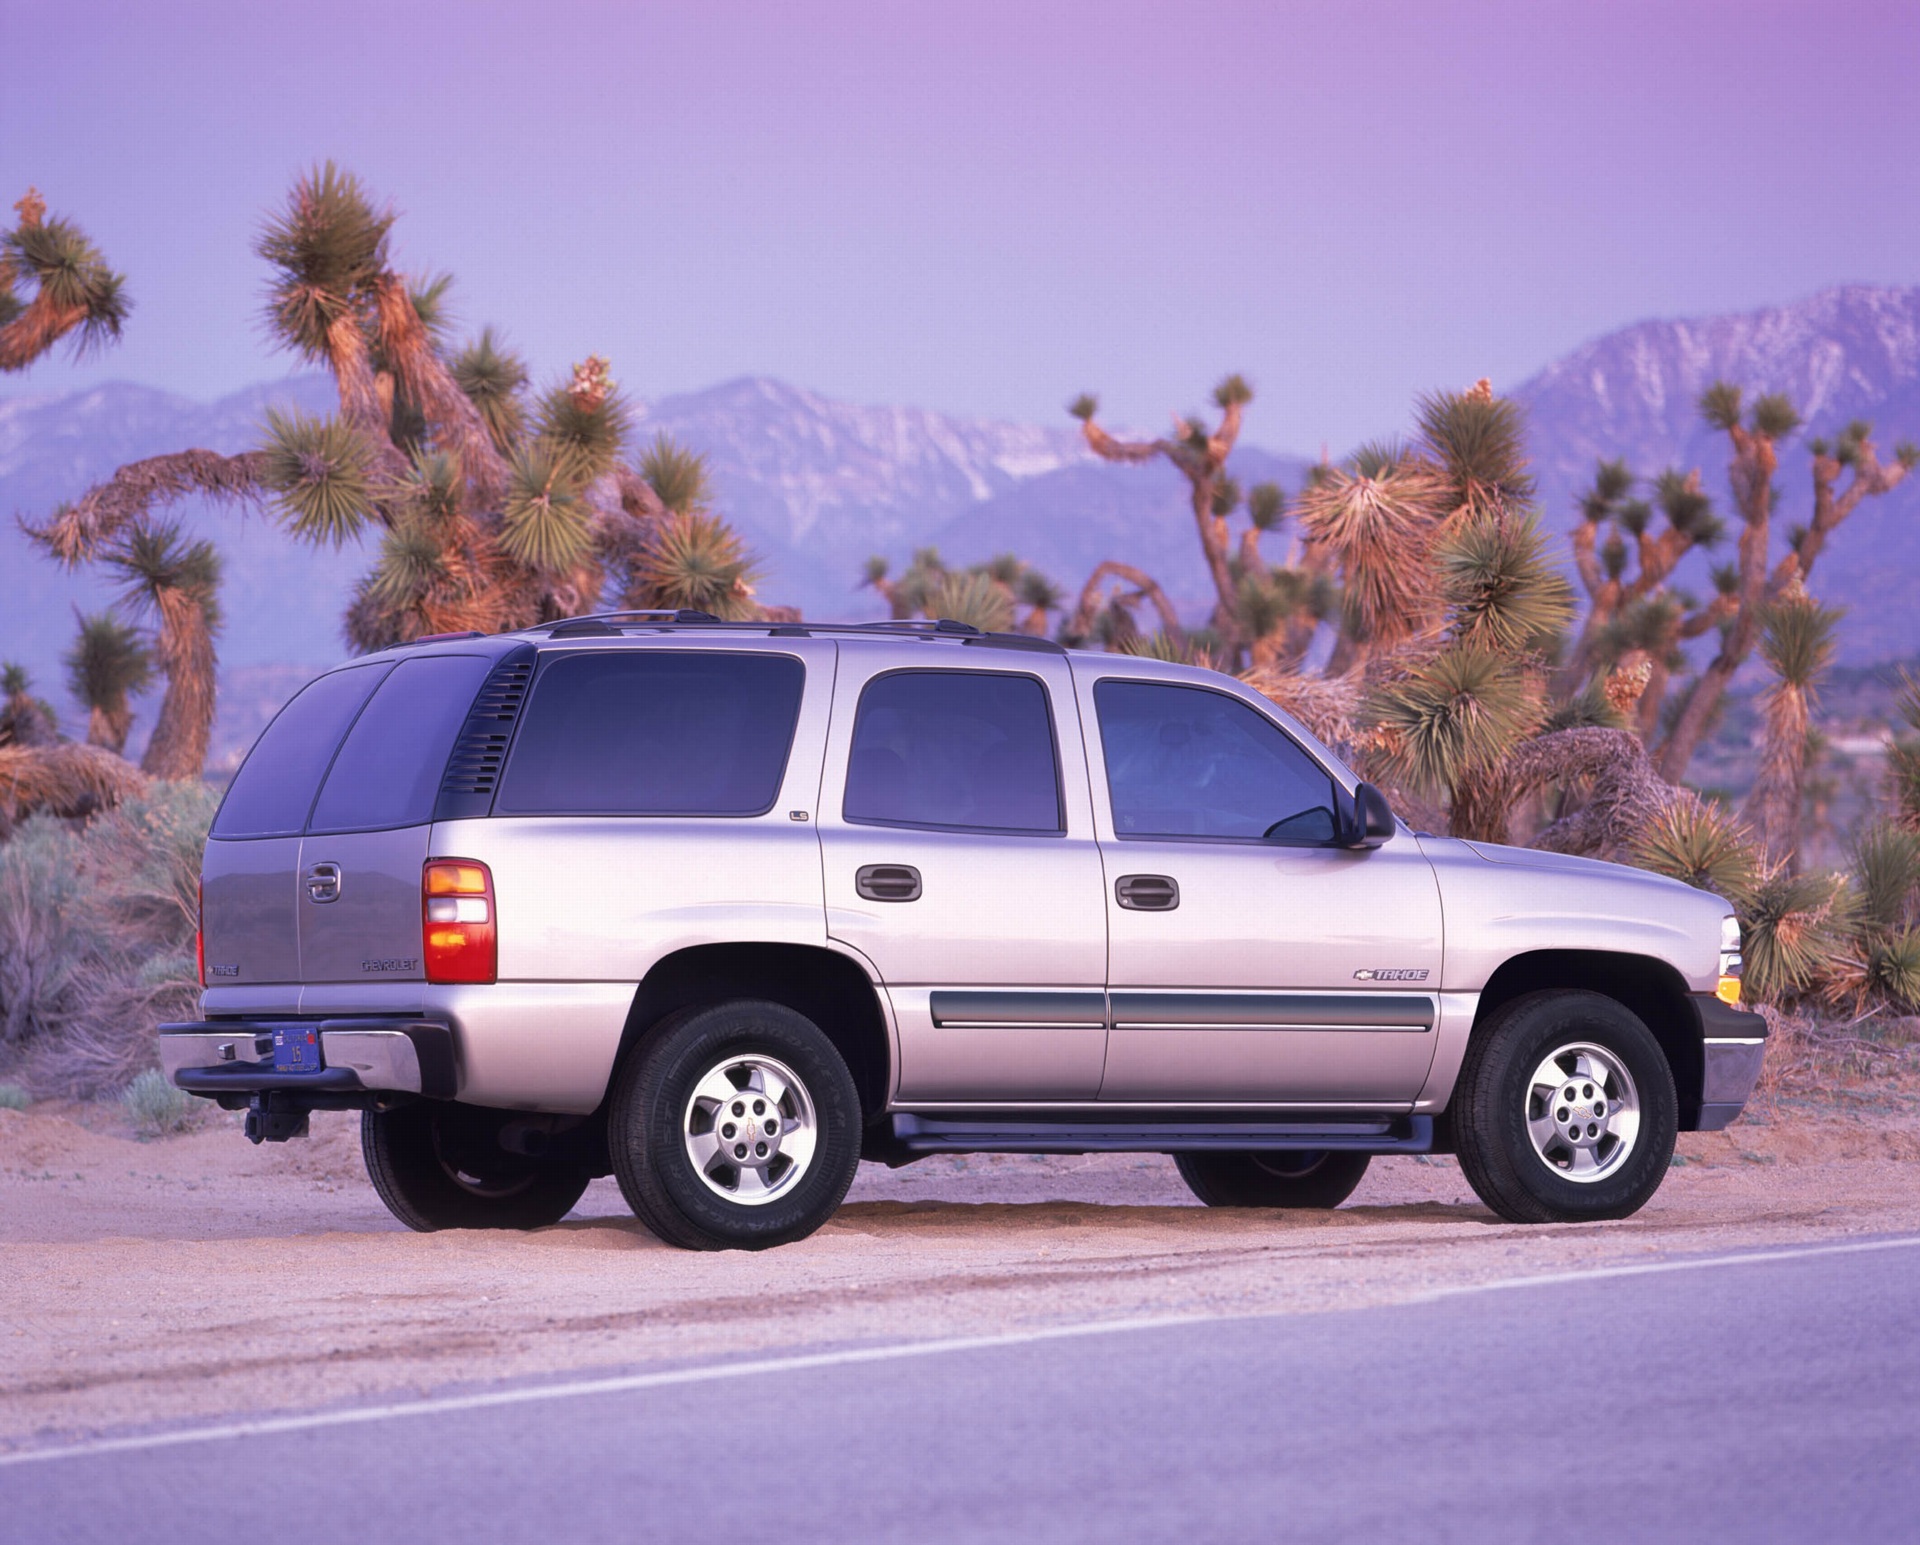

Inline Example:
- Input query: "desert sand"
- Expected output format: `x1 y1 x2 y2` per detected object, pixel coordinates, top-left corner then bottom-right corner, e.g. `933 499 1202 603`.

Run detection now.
4 1066 1918 1452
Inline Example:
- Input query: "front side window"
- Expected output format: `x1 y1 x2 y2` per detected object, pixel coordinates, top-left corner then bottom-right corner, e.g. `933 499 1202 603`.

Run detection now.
308 655 494 833
211 664 389 839
1094 679 1338 844
496 651 805 816
844 669 1063 833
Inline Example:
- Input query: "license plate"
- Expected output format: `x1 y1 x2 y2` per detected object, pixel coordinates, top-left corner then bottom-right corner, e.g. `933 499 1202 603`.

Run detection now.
272 1026 322 1073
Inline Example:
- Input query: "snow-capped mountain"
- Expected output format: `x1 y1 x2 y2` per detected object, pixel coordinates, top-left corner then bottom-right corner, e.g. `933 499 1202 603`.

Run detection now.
1510 285 1920 661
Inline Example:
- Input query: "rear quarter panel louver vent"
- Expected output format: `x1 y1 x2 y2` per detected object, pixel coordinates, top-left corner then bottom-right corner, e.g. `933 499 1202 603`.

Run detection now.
433 644 538 821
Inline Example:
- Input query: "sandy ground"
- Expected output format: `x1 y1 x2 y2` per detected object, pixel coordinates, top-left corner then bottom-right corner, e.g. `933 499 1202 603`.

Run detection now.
4 1065 1919 1453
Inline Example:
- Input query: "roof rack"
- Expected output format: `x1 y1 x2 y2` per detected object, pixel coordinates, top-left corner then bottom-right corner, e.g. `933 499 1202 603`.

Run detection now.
523 612 1068 654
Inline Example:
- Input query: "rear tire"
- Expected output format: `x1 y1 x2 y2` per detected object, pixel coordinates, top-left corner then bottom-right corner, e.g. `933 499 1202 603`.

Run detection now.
1452 990 1677 1224
1174 1150 1371 1209
609 1000 863 1251
362 1102 591 1231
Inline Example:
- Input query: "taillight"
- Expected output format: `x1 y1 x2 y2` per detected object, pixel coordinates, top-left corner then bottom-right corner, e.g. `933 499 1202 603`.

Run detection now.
423 859 496 984
195 878 206 987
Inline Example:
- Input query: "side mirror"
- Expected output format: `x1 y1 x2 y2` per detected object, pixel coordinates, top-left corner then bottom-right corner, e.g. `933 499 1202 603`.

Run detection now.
1342 782 1396 850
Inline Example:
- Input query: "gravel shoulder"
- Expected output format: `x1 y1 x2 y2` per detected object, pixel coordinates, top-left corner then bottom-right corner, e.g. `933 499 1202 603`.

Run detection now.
5 1074 1918 1451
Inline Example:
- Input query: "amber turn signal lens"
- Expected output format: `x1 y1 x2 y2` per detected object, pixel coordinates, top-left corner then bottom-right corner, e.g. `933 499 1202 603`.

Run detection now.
1716 975 1742 1006
426 862 490 896
423 859 496 984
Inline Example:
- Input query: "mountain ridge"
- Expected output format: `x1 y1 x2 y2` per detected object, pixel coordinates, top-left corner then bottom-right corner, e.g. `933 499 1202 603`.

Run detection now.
4 281 1918 743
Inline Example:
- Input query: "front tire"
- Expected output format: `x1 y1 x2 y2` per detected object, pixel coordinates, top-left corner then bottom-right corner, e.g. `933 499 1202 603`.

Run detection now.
362 1102 591 1231
1452 990 1678 1224
1174 1150 1371 1208
609 1000 863 1250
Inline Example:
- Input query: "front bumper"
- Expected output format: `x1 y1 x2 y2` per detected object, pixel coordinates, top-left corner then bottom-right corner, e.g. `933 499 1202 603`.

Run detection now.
158 1019 458 1101
1689 993 1766 1132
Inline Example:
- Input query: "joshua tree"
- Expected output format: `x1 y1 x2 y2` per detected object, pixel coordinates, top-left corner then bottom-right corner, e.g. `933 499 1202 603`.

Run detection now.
1066 377 1297 657
1741 595 1841 867
29 165 774 777
0 188 128 374
64 614 153 754
0 665 61 748
106 525 223 780
1654 386 1915 782
862 547 1062 636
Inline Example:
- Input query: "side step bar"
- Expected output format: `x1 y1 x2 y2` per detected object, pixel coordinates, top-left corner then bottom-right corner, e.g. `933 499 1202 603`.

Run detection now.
890 1113 1434 1155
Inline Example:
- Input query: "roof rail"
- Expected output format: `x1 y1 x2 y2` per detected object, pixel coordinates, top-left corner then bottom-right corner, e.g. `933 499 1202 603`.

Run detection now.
520 612 1068 654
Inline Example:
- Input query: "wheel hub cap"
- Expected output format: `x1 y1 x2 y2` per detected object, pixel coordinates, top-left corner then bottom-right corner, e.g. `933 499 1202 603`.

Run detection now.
683 1053 817 1206
1523 1041 1640 1184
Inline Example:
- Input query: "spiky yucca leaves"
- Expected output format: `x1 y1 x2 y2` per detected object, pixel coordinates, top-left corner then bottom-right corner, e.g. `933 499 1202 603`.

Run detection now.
1744 597 1841 864
536 355 628 480
1 190 131 372
499 445 594 575
0 665 60 749
1827 928 1920 1015
1365 644 1542 805
257 162 391 366
1887 670 1920 832
1849 822 1920 936
64 615 152 754
1629 800 1761 905
345 453 508 650
451 328 528 452
1741 869 1853 1005
1294 460 1448 649
637 433 712 515
259 409 385 546
1435 513 1573 654
633 513 761 620
1015 569 1063 634
1415 380 1534 519
105 524 222 780
925 570 1015 634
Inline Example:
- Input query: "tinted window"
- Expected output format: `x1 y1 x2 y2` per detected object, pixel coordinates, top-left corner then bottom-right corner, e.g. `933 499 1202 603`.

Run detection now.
845 670 1062 833
211 665 388 839
1094 679 1337 843
496 651 804 815
308 655 494 833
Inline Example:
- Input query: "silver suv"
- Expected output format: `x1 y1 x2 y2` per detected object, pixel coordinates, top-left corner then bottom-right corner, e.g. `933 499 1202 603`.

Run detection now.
162 614 1763 1249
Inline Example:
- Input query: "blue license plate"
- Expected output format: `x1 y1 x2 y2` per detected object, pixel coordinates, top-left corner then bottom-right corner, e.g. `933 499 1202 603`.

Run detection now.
272 1026 322 1073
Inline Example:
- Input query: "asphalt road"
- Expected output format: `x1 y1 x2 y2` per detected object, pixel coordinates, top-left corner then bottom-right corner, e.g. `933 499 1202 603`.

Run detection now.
7 1237 1918 1544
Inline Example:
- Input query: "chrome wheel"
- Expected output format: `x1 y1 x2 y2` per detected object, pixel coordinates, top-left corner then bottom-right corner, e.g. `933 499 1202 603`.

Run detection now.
1524 1041 1641 1184
682 1053 818 1206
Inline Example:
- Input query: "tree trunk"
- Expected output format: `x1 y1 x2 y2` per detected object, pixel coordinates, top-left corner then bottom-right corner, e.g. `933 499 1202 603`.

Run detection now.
140 598 216 780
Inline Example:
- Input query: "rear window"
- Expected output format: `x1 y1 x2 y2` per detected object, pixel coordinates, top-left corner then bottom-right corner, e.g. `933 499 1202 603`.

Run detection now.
496 651 805 816
308 655 494 833
843 669 1062 833
211 665 388 839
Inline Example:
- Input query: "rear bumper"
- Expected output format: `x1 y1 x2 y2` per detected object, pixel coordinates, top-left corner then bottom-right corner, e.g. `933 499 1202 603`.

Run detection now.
1688 993 1766 1132
158 1020 458 1100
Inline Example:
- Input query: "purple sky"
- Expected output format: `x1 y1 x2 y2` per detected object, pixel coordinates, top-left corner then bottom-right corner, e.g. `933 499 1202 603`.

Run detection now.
4 0 1916 451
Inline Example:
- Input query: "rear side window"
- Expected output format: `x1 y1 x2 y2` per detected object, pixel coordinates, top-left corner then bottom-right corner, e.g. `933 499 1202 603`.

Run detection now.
496 651 805 816
211 665 388 839
844 669 1062 833
308 655 495 833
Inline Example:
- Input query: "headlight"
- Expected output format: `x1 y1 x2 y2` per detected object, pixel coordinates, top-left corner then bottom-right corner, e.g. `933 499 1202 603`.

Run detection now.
1717 915 1742 1004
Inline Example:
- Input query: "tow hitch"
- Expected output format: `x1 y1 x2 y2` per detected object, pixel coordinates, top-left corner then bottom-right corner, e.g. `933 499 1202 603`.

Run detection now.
243 1092 312 1144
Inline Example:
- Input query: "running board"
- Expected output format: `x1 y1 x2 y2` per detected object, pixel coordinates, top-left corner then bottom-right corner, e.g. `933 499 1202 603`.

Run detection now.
889 1113 1433 1155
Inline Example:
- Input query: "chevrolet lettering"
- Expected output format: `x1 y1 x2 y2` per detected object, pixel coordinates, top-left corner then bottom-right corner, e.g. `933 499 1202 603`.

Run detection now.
159 613 1762 1249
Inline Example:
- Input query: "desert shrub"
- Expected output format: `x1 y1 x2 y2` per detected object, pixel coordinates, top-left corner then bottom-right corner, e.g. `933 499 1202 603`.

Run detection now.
0 782 216 1097
0 1082 30 1110
121 1067 202 1136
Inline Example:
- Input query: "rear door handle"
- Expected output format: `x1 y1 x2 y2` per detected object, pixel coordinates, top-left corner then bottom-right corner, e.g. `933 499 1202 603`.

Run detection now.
856 864 922 902
1115 873 1179 911
305 862 342 904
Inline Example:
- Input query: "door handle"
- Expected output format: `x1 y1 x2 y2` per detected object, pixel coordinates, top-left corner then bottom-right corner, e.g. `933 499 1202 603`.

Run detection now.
305 862 342 904
856 864 922 902
1115 873 1178 911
